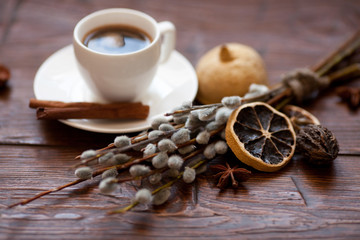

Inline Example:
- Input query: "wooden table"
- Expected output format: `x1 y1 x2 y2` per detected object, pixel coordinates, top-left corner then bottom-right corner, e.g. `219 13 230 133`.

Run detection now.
1 0 360 239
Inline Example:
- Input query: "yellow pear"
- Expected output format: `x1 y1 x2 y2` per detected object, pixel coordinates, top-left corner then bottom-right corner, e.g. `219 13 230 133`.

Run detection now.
196 43 268 104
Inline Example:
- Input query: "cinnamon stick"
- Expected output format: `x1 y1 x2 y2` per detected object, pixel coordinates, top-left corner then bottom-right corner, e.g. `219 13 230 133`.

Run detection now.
29 98 146 109
30 99 149 120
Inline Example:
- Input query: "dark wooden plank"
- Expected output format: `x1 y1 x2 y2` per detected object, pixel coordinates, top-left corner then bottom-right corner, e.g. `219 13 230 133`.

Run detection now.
1 146 360 239
0 0 19 44
0 0 359 148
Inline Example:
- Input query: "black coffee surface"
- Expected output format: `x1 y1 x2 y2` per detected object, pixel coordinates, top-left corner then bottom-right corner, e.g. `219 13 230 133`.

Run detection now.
83 25 151 54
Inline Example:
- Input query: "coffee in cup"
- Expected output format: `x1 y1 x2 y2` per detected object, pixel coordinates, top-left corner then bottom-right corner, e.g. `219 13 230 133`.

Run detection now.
83 25 152 54
73 8 176 103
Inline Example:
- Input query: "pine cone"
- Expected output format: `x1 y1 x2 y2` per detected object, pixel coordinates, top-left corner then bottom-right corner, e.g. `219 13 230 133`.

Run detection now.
296 124 339 165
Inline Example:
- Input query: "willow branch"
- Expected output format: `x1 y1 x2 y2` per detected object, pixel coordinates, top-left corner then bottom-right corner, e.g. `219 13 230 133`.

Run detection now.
312 30 360 76
107 157 208 214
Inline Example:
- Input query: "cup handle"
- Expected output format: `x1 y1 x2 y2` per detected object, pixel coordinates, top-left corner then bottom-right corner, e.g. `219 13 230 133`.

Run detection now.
158 21 176 63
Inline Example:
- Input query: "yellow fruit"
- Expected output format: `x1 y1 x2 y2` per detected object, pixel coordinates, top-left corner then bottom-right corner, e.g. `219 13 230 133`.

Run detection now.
226 102 296 172
196 43 268 104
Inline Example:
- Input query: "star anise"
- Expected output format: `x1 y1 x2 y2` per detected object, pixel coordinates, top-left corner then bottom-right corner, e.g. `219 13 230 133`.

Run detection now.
210 162 251 189
336 86 360 110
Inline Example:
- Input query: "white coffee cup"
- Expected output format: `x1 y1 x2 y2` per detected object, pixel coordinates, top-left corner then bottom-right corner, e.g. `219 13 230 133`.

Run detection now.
73 8 176 102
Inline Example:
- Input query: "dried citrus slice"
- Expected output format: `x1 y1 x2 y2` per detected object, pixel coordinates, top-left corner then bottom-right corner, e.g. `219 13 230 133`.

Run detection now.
282 105 320 132
225 102 296 172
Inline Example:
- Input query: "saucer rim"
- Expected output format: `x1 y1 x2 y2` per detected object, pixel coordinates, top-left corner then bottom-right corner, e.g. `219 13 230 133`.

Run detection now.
34 44 198 134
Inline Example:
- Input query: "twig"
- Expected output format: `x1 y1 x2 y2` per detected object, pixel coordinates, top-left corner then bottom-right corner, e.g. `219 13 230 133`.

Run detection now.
165 103 223 116
326 63 360 84
8 179 84 208
74 124 185 162
74 125 222 168
8 125 223 208
116 148 205 183
74 132 148 160
8 167 108 208
266 87 292 106
312 30 360 76
72 129 178 168
165 84 286 117
107 157 208 214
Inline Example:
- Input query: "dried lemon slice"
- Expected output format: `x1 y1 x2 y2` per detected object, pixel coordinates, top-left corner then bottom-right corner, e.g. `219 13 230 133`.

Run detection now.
226 102 296 172
282 105 320 133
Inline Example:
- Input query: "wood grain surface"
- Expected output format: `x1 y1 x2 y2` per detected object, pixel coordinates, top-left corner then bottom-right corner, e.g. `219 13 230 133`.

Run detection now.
1 0 360 239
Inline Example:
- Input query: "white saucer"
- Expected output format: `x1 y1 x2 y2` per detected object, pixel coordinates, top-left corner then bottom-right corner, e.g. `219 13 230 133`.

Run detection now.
33 45 198 133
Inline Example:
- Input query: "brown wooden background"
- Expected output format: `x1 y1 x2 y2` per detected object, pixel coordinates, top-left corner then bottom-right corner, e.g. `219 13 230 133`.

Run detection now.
1 0 360 239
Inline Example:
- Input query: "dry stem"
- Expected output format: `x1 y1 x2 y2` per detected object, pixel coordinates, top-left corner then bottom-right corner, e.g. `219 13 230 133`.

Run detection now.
312 30 360 76
8 126 223 208
107 157 208 214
